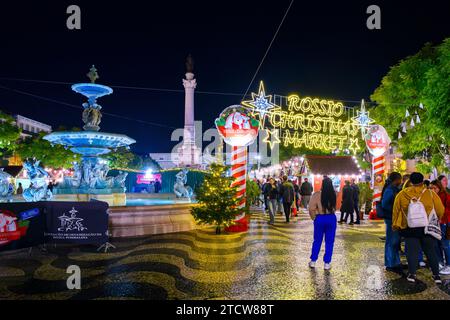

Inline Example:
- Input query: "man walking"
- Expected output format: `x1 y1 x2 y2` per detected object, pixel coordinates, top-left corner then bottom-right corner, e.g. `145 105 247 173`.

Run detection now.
300 178 313 209
280 176 295 223
262 178 271 213
351 179 360 224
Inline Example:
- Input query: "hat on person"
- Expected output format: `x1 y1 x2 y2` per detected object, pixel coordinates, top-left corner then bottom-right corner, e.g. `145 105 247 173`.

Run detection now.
409 172 424 185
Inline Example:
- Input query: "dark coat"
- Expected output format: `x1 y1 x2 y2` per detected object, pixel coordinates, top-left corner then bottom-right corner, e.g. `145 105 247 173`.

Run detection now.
267 184 279 200
381 184 399 220
280 181 295 203
300 181 313 196
351 184 359 204
340 185 354 214
262 182 271 196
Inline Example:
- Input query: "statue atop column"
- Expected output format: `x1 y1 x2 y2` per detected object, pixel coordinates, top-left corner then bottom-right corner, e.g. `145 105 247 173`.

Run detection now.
186 54 194 73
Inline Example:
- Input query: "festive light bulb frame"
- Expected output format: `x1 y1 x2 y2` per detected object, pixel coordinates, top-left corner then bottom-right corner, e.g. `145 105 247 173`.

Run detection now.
352 99 374 137
242 81 278 129
243 81 371 155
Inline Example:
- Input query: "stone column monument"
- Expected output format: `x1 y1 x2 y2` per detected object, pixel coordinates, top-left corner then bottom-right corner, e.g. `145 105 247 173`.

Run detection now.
178 54 202 166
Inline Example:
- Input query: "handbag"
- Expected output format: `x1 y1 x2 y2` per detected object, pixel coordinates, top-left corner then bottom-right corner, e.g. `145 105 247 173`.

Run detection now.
424 191 442 240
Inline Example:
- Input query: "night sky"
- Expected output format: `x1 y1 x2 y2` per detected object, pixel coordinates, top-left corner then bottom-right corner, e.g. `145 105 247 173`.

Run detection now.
0 0 449 154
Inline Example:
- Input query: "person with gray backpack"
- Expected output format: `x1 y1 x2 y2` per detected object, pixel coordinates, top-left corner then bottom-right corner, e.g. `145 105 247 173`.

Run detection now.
392 172 445 284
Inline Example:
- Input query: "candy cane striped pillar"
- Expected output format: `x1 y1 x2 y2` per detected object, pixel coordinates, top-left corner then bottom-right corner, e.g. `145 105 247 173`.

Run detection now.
225 145 249 232
370 155 385 219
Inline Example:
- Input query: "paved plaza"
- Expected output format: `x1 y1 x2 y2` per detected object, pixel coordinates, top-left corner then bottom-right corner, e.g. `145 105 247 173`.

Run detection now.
0 210 449 300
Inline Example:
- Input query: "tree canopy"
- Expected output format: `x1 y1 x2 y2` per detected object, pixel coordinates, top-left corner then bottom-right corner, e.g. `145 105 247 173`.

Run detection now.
103 150 161 171
371 39 450 173
0 110 21 157
15 132 80 168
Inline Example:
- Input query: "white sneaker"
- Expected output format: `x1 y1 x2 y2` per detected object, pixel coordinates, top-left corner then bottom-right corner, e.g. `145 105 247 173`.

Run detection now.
324 263 331 270
440 266 450 275
309 261 316 268
419 261 426 268
439 262 445 270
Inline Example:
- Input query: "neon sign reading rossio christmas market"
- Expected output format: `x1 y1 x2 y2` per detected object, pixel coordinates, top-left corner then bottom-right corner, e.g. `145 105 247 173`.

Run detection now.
242 81 362 154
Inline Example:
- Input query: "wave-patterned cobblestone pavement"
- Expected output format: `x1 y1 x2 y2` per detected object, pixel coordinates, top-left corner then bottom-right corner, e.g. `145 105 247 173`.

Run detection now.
1 210 449 300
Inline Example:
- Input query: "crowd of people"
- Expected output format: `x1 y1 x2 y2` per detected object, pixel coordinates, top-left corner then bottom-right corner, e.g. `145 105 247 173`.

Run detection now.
380 172 449 284
257 176 313 224
255 172 450 284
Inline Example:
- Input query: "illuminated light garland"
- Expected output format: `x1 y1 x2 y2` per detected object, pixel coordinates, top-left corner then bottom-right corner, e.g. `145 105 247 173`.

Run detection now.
283 131 349 152
288 95 344 117
241 81 277 129
243 81 368 154
352 99 374 135
263 128 281 149
348 138 361 155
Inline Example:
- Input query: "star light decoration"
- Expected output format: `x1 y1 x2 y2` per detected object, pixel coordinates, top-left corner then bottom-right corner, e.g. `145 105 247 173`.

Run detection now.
348 138 361 155
242 81 278 129
352 99 374 136
263 129 281 149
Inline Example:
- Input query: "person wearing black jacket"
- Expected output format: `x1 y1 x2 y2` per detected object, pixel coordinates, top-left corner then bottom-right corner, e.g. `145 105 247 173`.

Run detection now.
279 176 295 223
339 181 355 224
293 182 300 211
300 178 313 209
266 178 278 224
350 179 360 224
262 178 271 213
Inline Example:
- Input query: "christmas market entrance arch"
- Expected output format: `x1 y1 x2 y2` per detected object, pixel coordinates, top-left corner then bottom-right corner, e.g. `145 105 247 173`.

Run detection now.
229 81 391 229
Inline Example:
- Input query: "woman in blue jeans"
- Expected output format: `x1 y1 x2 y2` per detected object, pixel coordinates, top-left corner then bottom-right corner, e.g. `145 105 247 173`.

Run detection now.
308 176 337 270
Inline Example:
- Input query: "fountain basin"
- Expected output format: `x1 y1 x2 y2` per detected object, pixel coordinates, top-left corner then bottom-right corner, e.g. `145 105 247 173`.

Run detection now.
71 83 113 99
44 131 136 156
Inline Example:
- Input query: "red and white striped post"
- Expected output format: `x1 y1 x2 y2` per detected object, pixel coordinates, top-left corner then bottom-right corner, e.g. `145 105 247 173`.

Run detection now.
216 105 259 232
370 155 385 219
226 146 249 232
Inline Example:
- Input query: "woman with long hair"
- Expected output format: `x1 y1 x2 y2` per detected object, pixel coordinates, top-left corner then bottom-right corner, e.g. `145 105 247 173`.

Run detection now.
430 179 450 275
308 176 337 270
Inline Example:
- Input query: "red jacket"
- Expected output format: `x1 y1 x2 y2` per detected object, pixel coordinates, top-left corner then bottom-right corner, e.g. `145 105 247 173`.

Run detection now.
438 191 450 224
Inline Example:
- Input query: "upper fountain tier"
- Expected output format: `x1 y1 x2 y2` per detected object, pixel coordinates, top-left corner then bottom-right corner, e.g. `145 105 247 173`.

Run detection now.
43 65 135 157
72 83 113 103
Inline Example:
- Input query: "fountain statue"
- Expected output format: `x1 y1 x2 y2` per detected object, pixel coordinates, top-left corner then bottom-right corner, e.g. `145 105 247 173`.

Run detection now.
22 160 53 202
173 168 193 199
44 66 135 205
0 168 14 202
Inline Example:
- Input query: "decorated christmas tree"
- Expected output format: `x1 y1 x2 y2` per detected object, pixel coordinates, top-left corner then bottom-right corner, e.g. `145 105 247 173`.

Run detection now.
191 163 240 234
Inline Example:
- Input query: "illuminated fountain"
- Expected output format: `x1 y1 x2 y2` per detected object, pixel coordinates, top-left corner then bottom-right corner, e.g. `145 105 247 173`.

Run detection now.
44 66 136 206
